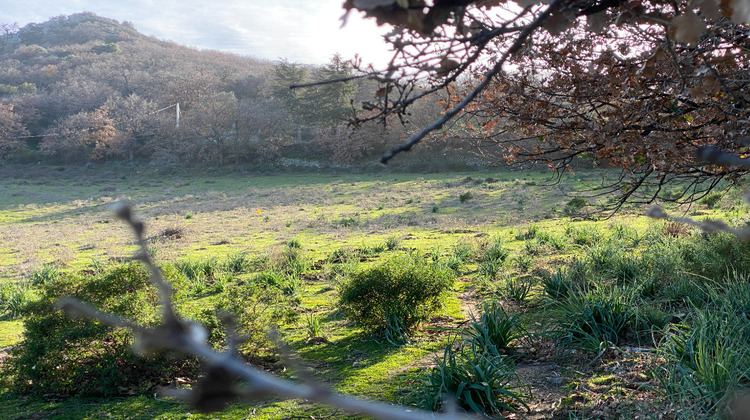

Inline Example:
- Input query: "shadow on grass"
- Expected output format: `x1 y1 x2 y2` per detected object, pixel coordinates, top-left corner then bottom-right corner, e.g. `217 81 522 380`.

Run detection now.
292 330 402 384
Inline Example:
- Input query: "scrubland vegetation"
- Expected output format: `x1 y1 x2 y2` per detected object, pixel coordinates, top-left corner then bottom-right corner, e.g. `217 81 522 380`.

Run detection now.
0 165 749 419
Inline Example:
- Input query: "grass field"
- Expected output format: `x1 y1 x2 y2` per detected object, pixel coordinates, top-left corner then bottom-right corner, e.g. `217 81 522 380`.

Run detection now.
0 164 747 419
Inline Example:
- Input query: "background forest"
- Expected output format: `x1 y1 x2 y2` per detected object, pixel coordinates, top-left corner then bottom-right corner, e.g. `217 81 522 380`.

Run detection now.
0 13 467 168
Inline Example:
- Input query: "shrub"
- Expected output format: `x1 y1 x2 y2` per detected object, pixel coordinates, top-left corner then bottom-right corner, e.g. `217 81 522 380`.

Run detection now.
338 253 454 344
564 197 589 214
385 235 401 250
6 263 200 396
699 192 723 209
217 279 299 357
459 191 473 203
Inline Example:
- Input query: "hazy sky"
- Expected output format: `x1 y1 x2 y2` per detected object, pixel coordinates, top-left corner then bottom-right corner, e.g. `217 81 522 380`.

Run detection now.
3 0 395 65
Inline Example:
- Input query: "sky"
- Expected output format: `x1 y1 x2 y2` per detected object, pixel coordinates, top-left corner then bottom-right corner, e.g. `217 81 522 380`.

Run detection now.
2 0 395 66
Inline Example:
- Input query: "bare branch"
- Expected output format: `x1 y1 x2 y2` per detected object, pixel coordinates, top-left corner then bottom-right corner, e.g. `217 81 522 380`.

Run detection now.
56 204 474 419
380 0 564 164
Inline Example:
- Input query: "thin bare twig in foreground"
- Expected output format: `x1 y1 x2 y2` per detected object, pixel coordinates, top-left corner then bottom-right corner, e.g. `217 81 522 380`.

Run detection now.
55 203 474 420
380 0 564 164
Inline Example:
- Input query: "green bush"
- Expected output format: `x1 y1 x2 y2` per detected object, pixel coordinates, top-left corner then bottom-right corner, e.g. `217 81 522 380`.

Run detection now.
699 192 723 209
338 253 454 344
5 263 199 396
564 197 589 214
459 191 473 203
217 280 298 357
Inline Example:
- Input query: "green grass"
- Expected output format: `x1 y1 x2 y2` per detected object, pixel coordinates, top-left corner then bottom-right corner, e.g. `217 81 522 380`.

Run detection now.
0 164 745 419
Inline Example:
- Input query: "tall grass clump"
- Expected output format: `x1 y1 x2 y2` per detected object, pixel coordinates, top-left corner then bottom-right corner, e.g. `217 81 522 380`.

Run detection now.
679 231 750 283
551 284 639 354
467 301 526 354
403 342 528 416
0 282 32 319
175 257 219 281
569 225 603 247
254 269 300 296
31 262 59 286
536 230 567 250
654 305 750 414
404 302 529 415
479 237 509 279
223 252 251 273
542 268 575 302
441 241 474 272
338 253 454 344
270 243 312 277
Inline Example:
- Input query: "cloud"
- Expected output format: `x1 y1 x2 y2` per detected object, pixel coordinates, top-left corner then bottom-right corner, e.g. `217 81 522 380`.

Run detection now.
2 0 393 65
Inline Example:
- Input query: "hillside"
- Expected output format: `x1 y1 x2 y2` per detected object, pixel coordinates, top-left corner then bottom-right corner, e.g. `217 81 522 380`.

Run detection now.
0 13 468 168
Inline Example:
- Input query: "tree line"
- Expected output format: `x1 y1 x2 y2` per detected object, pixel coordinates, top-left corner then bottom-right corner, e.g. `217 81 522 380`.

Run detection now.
0 13 461 167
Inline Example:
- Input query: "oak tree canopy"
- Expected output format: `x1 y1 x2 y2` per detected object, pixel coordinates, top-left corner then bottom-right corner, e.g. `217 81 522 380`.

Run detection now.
344 0 750 208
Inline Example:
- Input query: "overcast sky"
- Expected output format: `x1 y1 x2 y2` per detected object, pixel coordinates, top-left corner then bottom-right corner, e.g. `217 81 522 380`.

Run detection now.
3 0 395 65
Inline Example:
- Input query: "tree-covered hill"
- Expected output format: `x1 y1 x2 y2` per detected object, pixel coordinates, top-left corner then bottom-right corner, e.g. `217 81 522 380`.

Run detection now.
0 13 454 167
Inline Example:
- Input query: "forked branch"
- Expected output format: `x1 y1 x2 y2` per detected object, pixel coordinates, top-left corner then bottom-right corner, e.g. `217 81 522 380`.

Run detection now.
55 204 471 419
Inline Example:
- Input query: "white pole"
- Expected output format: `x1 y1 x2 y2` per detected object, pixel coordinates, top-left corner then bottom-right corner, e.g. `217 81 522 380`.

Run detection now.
175 103 180 128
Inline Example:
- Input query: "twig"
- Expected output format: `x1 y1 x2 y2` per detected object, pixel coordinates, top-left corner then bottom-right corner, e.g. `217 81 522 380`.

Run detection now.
55 204 472 420
698 145 750 169
647 206 750 240
380 0 564 164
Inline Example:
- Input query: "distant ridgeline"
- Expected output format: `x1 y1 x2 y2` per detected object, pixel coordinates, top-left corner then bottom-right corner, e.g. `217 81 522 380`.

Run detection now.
0 12 481 168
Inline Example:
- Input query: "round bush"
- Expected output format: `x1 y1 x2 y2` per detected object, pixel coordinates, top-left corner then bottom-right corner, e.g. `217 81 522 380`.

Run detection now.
337 253 454 342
